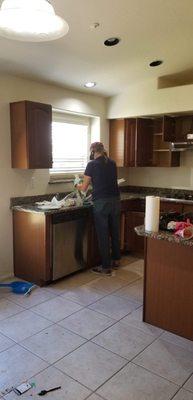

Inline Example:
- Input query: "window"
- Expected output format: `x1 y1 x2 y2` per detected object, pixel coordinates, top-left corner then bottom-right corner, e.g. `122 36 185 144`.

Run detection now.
50 113 91 180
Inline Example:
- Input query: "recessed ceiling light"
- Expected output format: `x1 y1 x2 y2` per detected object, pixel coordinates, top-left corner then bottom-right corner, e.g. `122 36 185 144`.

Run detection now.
84 82 96 88
104 37 120 47
149 60 163 67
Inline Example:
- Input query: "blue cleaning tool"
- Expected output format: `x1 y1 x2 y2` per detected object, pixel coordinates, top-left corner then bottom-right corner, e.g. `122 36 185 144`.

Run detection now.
0 281 35 295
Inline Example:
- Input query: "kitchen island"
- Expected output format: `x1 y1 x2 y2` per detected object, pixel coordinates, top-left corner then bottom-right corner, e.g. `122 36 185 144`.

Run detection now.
135 225 193 341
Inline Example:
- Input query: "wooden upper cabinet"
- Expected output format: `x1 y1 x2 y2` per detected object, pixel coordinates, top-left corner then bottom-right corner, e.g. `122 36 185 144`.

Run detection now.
152 116 180 167
109 118 153 167
109 119 125 167
174 115 193 142
135 118 153 166
162 115 175 141
10 100 52 169
124 118 136 166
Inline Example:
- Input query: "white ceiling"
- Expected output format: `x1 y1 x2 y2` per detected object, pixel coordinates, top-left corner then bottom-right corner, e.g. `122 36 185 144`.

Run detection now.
0 0 193 96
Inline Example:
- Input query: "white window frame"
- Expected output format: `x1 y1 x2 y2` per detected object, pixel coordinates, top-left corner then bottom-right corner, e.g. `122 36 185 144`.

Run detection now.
50 112 91 182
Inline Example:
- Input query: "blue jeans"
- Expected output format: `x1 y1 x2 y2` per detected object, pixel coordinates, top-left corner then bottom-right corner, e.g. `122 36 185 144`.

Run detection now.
93 197 121 269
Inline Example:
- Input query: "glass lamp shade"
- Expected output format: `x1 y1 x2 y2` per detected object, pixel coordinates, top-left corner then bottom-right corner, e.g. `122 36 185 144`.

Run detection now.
0 0 69 41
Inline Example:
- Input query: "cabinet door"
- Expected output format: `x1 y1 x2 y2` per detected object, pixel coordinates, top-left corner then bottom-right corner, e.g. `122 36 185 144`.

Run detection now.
125 211 145 256
109 119 125 167
174 116 193 142
136 118 153 166
13 211 52 286
27 101 52 169
160 201 183 213
163 116 175 142
124 119 136 167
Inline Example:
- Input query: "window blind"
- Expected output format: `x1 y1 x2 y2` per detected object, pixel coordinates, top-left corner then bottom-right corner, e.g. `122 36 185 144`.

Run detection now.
50 112 90 181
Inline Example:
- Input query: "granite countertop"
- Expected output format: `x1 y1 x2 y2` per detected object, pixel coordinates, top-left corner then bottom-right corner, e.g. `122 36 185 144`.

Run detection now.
12 193 142 214
11 185 193 215
12 203 92 215
135 225 193 247
121 192 193 204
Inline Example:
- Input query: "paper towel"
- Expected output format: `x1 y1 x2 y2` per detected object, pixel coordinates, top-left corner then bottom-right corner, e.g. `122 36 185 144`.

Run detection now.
145 196 160 232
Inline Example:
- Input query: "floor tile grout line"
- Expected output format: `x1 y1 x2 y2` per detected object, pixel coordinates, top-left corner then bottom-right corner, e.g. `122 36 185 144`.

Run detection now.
56 314 118 341
18 334 88 365
117 317 165 339
87 339 134 363
0 261 147 397
111 276 143 291
58 287 115 306
181 371 193 389
88 323 162 366
1 360 91 399
86 301 142 321
0 320 56 346
0 280 142 328
0 307 27 323
5 305 153 367
54 312 193 396
0 342 16 354
1 291 61 309
84 276 142 296
128 330 193 387
85 392 106 400
1 299 123 346
131 360 187 388
0 265 142 317
157 334 193 353
130 335 193 386
51 338 126 368
53 363 96 393
31 330 165 396
87 313 161 344
28 303 86 322
53 354 129 394
0 303 62 324
169 386 185 400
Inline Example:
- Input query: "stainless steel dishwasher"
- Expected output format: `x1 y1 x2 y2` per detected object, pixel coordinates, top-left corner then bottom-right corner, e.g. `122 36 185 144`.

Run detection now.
52 209 89 280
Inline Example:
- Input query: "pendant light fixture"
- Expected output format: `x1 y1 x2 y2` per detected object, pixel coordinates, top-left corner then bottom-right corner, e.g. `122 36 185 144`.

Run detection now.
0 0 69 42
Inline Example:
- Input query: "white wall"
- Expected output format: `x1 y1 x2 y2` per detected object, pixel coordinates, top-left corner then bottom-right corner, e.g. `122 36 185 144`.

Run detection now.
0 74 108 279
108 79 193 190
107 79 193 118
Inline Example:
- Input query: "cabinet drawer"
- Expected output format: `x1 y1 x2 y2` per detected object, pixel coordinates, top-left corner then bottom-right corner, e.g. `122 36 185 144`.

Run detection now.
160 201 183 213
121 198 145 212
183 204 193 213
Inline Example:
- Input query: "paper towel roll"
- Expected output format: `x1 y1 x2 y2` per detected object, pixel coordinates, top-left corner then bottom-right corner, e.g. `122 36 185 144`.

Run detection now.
145 196 160 232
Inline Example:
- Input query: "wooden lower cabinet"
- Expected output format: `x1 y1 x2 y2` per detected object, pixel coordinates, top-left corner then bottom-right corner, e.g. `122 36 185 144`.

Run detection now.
13 209 94 286
160 201 183 213
144 237 193 340
13 211 52 286
124 211 145 256
13 199 192 286
183 204 193 213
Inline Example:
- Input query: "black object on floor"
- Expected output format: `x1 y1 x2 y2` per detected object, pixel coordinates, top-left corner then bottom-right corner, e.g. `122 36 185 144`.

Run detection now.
38 386 61 396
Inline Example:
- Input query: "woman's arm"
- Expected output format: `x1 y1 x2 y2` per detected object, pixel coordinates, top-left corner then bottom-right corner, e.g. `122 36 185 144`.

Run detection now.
77 175 91 192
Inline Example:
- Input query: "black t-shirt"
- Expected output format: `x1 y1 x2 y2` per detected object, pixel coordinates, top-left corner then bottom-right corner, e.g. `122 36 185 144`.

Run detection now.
84 156 120 200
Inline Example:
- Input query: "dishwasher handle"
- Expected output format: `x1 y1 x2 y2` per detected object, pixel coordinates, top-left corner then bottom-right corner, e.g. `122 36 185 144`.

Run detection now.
52 208 89 224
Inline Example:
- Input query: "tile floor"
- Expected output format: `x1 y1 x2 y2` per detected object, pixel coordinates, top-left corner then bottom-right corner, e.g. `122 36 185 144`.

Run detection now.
0 256 193 399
